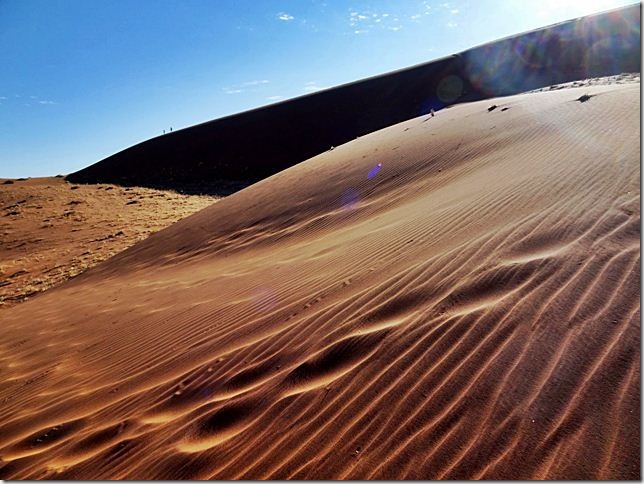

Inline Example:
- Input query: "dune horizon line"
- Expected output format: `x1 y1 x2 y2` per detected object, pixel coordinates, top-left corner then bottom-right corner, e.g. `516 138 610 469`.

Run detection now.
64 4 640 195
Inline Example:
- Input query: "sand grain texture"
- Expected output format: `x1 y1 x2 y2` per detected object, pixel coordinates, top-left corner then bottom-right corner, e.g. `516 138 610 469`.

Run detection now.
0 81 639 479
0 178 217 307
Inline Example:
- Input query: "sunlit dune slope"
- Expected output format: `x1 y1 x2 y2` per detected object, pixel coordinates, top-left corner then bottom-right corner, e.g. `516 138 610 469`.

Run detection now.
0 177 217 308
0 80 639 479
66 5 640 194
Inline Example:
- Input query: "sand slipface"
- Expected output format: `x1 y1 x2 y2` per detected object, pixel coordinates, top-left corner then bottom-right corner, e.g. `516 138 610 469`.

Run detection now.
0 79 640 479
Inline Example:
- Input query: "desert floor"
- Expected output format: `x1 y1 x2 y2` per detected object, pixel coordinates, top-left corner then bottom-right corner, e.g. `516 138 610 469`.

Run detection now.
0 177 217 308
0 77 639 479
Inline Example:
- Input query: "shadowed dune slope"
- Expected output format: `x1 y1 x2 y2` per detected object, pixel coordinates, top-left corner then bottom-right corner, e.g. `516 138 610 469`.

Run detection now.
0 81 640 479
66 5 640 194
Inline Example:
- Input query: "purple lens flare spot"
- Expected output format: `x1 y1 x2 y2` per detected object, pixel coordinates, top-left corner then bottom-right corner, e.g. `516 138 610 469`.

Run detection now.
367 163 382 180
340 188 360 212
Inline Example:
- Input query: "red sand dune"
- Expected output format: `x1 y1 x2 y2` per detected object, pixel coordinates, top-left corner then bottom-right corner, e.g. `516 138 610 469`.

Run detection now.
0 79 640 479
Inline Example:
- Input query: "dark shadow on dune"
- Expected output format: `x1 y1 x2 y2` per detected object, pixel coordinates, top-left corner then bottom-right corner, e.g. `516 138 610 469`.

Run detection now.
66 4 640 196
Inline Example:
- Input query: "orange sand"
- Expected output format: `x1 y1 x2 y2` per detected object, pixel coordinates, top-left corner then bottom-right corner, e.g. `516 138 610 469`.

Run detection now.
0 177 217 308
0 80 639 479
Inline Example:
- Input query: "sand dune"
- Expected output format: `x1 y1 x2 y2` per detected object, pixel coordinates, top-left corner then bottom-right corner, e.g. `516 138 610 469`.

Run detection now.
66 5 640 195
0 177 217 308
0 79 639 479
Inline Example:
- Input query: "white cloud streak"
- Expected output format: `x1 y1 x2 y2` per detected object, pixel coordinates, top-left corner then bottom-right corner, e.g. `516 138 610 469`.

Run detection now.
223 79 270 95
349 6 426 34
242 79 269 86
303 81 328 93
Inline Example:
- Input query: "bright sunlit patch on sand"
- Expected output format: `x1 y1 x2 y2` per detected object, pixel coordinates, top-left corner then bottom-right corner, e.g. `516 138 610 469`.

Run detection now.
177 425 252 453
367 163 382 179
351 315 411 336
251 287 277 313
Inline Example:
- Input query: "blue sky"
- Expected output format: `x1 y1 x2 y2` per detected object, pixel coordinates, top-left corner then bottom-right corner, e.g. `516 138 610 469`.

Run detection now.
0 0 637 178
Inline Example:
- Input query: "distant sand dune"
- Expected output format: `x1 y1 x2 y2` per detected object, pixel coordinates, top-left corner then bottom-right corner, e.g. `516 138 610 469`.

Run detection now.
0 178 217 308
66 6 641 195
0 79 639 479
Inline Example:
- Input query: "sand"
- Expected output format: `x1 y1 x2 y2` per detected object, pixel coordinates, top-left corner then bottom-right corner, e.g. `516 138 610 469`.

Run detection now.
66 5 641 196
0 177 217 308
0 79 639 479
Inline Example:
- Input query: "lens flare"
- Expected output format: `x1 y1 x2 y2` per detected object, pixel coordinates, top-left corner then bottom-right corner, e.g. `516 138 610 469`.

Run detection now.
462 8 640 97
436 74 464 103
340 188 359 212
367 163 382 180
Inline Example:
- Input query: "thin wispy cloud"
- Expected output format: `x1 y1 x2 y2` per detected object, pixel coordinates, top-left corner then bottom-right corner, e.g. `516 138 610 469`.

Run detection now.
446 20 458 28
14 94 58 105
437 2 460 15
223 79 270 95
266 95 283 101
277 12 294 21
303 81 327 93
349 10 369 28
242 79 269 86
348 6 417 34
